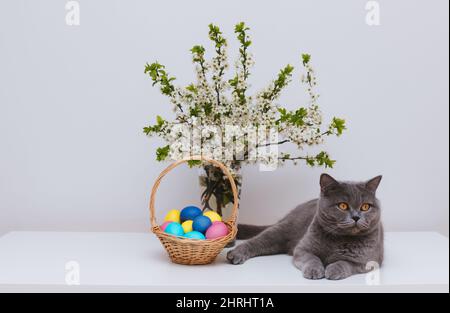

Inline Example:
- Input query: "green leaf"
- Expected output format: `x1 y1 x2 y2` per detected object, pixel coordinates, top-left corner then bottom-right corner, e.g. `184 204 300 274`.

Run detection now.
234 22 251 47
208 24 227 49
302 54 311 66
234 22 248 33
190 45 205 55
306 158 316 167
291 108 308 126
204 103 213 116
191 45 206 64
330 118 346 136
187 160 202 168
156 115 164 125
229 76 238 87
143 126 152 136
315 151 336 168
156 145 170 161
144 61 177 99
190 105 201 117
278 108 287 116
186 84 198 94
277 107 307 126
261 64 295 101
143 115 166 136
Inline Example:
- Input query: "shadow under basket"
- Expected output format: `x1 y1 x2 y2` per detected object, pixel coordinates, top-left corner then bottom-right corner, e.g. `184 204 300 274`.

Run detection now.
149 156 239 265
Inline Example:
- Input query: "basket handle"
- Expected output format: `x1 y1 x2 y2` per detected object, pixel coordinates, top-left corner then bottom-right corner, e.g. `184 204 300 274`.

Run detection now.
149 155 239 229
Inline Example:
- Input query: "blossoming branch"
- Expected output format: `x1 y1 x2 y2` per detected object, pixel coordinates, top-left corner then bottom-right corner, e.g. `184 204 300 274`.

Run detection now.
144 22 346 171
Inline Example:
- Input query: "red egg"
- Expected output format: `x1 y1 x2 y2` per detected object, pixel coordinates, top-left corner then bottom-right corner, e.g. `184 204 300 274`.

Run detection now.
205 221 229 239
160 221 172 232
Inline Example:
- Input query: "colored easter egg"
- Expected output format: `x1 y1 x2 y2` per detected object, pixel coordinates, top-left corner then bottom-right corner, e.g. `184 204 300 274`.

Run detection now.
160 221 172 232
203 210 222 223
181 220 193 233
180 206 202 222
205 221 229 240
164 222 184 237
192 215 212 234
164 210 180 224
183 231 206 240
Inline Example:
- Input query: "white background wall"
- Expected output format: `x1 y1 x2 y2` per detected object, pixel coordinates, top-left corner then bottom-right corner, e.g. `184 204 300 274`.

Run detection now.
0 0 448 236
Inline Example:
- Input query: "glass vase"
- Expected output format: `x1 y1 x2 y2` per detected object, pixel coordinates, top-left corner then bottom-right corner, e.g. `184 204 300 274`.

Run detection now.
198 162 242 245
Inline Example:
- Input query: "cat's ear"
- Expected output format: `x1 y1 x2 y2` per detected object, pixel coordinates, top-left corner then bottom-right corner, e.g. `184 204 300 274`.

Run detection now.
365 175 383 193
320 173 339 191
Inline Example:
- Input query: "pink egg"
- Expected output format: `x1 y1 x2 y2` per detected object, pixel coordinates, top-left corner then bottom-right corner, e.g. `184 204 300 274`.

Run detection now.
205 221 229 239
160 221 172 231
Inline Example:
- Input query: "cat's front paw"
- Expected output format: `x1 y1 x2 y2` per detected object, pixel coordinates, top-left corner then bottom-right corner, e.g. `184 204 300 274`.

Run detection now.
325 262 352 280
302 263 325 280
227 246 250 265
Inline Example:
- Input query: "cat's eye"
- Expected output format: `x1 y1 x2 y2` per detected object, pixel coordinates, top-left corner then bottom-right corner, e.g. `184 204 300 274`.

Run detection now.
338 202 349 211
361 203 371 211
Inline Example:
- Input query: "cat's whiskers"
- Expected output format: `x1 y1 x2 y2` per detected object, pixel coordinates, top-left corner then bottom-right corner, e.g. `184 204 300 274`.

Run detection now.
357 220 370 230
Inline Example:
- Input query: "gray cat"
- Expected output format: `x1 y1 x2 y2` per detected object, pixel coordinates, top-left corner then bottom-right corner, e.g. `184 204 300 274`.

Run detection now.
227 174 384 280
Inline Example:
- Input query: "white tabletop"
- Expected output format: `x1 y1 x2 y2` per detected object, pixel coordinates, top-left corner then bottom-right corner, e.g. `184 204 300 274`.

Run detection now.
0 231 448 292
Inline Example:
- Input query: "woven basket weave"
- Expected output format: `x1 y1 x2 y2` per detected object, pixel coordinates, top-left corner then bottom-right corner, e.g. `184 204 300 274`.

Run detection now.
149 156 239 265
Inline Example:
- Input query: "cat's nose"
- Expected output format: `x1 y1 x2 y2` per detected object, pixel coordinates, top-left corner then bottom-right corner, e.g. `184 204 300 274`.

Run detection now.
352 216 360 222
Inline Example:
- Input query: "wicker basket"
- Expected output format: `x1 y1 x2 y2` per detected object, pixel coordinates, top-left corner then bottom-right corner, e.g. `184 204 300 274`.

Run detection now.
149 155 239 265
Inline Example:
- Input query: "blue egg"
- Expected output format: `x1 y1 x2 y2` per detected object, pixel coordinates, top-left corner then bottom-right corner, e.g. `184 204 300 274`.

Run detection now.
192 216 212 234
164 222 184 237
183 231 206 240
180 206 202 222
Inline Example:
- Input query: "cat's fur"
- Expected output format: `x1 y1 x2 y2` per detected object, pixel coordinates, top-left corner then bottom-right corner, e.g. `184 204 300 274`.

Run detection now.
227 174 384 280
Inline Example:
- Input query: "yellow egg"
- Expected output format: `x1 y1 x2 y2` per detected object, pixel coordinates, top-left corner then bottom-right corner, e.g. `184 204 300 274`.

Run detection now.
181 220 193 233
203 211 222 222
164 210 180 224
